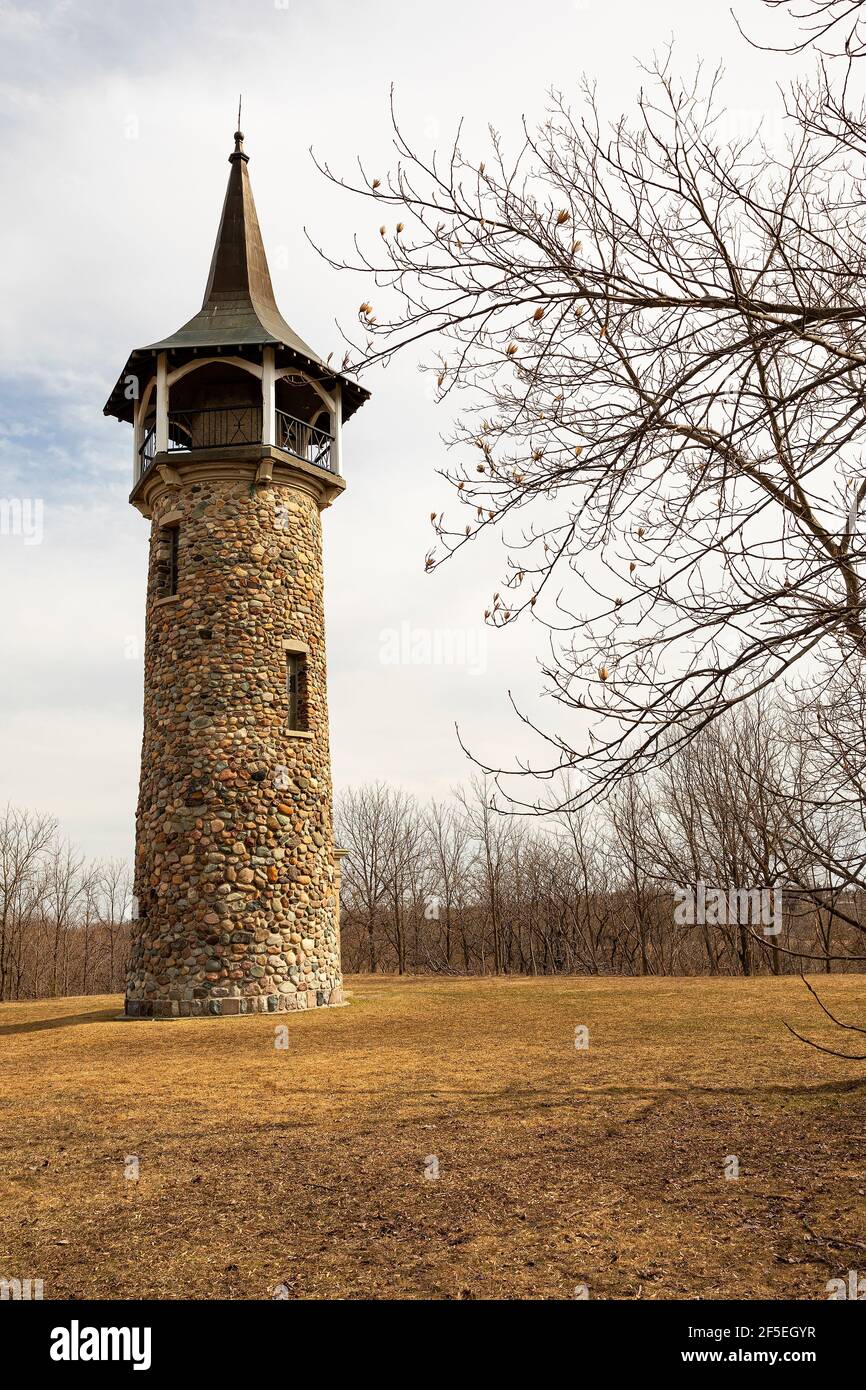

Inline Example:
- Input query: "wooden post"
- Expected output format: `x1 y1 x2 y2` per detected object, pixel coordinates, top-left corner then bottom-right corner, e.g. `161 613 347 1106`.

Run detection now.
262 347 276 447
132 394 143 485
155 352 169 454
332 382 343 476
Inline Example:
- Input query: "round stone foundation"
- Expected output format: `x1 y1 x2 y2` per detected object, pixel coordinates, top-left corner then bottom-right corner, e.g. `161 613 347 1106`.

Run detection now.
125 986 343 1019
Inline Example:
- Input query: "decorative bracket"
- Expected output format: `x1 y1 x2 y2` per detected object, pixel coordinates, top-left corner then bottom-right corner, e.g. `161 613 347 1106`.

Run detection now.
157 464 183 488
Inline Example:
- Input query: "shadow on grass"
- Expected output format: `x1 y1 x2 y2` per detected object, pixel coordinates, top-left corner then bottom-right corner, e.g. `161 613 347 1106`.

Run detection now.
411 1075 866 1121
0 1007 121 1036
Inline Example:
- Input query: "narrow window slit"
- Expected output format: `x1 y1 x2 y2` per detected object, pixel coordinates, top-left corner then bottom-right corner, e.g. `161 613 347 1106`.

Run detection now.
286 650 308 731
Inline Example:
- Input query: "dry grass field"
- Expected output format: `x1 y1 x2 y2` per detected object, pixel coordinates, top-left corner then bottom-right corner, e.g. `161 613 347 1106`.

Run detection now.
0 974 864 1300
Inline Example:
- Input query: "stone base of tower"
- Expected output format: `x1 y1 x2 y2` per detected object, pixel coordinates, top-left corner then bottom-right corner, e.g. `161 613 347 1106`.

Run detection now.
124 985 344 1019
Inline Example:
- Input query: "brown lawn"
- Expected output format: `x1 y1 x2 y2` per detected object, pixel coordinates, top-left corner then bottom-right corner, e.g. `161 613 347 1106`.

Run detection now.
0 975 864 1300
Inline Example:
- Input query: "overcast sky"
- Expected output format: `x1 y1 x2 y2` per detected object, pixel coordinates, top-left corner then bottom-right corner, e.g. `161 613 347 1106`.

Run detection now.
0 0 801 861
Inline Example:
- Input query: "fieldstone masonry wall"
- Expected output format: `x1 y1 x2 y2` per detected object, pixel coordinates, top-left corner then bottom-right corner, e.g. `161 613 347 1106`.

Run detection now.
126 462 344 1018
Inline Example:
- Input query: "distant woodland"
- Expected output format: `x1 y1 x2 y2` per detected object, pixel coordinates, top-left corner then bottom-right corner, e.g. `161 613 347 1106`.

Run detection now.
2 701 864 1000
336 703 865 978
0 804 131 1002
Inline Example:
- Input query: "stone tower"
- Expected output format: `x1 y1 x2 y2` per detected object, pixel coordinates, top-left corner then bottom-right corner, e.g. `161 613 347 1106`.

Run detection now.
105 129 368 1018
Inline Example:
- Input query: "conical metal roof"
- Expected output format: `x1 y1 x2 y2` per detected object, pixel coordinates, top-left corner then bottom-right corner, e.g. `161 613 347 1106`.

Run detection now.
104 130 368 425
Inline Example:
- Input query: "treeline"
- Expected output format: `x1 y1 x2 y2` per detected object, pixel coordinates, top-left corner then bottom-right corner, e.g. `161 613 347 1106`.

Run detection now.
0 806 131 1002
3 695 864 998
335 702 866 977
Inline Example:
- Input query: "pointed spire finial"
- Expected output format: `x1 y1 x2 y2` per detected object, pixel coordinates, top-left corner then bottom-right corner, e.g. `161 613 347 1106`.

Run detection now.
231 95 248 163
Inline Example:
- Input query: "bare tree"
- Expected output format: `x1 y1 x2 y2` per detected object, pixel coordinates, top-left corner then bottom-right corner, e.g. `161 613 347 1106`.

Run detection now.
45 838 85 997
739 0 866 58
608 779 660 976
381 789 426 974
0 805 56 1001
98 858 133 993
425 798 472 970
336 783 399 972
316 50 866 810
457 776 511 972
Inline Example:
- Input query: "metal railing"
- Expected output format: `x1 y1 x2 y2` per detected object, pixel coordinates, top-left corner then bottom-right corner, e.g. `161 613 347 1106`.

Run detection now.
168 403 263 452
136 405 335 477
139 424 157 474
276 409 334 472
